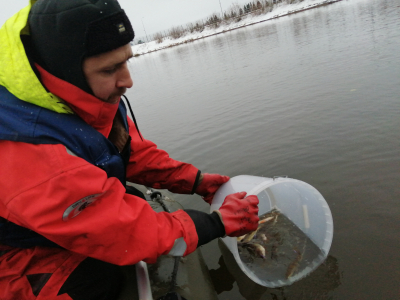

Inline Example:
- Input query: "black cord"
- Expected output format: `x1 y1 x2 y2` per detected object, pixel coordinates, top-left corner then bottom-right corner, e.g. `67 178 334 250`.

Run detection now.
122 95 143 141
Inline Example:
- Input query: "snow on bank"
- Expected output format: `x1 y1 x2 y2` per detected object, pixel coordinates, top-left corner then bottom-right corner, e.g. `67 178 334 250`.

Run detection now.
132 0 341 56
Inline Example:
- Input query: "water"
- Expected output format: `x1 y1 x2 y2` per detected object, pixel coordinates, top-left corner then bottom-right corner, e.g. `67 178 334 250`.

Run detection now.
127 0 400 298
238 210 325 284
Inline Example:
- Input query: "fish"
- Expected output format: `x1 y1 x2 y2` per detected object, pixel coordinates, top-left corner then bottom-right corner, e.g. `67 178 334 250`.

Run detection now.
273 214 279 225
242 226 261 243
244 243 266 259
259 233 268 242
258 216 274 224
241 215 276 243
285 249 302 278
237 234 247 242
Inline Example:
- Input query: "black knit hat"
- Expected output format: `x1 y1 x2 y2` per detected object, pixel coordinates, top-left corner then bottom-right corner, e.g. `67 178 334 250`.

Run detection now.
28 0 135 93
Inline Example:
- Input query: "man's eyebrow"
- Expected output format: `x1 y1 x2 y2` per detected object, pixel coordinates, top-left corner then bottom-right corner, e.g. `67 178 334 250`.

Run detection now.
117 55 133 65
104 56 132 68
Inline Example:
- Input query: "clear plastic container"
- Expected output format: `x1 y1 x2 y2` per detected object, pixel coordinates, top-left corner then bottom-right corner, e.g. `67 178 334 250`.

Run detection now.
210 175 333 288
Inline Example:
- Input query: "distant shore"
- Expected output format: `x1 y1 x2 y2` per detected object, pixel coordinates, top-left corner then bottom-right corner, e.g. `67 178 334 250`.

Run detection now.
132 0 343 57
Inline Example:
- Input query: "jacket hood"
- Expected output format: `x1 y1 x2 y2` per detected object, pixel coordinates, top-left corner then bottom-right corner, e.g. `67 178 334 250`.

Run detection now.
28 0 134 94
0 0 73 114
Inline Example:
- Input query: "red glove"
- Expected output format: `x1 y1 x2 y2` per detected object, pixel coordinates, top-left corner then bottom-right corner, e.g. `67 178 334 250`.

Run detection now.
195 173 230 204
215 191 259 237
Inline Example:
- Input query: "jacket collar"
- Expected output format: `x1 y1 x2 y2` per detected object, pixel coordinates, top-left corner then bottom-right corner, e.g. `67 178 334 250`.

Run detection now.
35 64 119 138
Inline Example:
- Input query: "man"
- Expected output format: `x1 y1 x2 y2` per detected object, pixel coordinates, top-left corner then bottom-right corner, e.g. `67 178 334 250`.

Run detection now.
0 0 259 299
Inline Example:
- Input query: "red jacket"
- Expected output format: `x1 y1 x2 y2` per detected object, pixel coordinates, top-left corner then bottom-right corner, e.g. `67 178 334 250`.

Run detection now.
0 65 199 265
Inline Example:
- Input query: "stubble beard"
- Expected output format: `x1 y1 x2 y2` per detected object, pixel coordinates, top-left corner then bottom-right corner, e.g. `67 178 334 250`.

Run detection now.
107 87 127 104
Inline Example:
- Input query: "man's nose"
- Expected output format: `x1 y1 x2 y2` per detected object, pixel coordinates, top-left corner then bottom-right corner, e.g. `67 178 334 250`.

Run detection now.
116 64 133 88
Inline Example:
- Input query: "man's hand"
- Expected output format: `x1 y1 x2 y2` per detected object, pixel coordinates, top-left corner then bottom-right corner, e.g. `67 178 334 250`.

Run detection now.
215 191 259 237
195 173 230 204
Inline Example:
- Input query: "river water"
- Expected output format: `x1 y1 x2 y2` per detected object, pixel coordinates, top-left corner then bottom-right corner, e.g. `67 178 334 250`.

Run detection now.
127 0 400 299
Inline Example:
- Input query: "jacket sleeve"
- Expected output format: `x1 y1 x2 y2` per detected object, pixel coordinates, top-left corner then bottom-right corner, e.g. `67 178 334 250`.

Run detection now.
0 141 198 265
126 117 201 194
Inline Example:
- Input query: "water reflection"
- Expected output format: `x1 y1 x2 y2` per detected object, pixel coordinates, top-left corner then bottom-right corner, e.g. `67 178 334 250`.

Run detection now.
212 36 225 49
129 0 400 298
193 39 210 53
233 29 249 45
159 51 169 63
290 15 313 45
256 23 280 52
174 44 190 59
210 248 341 300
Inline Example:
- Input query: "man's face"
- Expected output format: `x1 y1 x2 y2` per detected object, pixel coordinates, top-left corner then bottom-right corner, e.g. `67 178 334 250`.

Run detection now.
83 44 133 104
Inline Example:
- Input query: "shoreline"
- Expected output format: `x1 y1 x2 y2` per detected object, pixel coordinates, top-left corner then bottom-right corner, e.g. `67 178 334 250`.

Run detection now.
132 0 343 57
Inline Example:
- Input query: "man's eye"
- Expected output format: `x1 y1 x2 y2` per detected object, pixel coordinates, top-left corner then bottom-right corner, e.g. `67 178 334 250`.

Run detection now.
103 68 116 74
